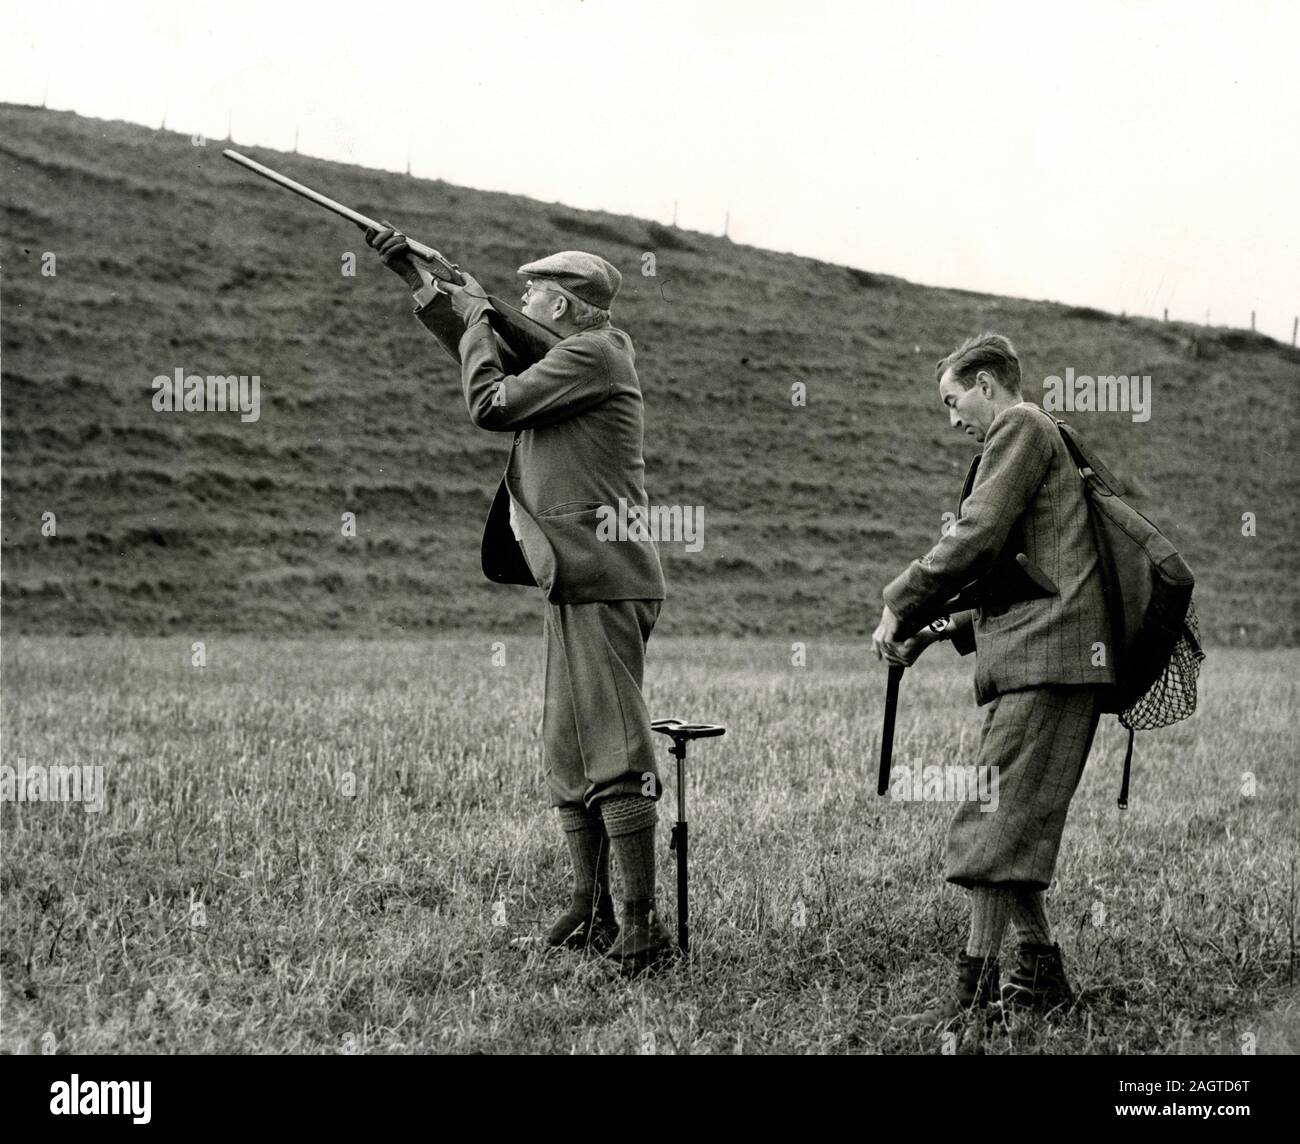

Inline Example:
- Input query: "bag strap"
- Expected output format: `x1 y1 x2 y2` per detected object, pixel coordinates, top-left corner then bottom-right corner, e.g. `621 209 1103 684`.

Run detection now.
1054 419 1128 497
1049 414 1137 808
1118 725 1134 810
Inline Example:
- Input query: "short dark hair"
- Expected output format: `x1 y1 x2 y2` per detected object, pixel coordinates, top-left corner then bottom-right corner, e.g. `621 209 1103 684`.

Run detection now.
936 332 1023 395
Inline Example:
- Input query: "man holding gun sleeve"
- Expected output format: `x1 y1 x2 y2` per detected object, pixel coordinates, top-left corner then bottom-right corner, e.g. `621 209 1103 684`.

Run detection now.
363 227 671 972
872 333 1114 1028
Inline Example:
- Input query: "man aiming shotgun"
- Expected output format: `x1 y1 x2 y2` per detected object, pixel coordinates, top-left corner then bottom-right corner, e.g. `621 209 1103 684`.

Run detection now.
225 150 673 971
872 333 1113 1029
361 228 673 971
403 242 671 970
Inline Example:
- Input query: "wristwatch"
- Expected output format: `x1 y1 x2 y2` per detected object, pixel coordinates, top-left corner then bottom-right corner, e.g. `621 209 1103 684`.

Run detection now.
928 616 951 638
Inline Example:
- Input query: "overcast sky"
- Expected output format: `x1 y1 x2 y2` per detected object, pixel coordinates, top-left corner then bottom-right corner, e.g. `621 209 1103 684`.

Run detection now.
3 0 1296 341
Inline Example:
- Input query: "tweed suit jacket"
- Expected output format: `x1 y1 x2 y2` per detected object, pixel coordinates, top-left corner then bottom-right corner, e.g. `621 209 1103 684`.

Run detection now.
884 401 1114 705
439 314 666 605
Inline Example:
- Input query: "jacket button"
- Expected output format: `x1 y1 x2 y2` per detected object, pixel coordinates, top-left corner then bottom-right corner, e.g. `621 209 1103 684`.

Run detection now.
514 435 521 444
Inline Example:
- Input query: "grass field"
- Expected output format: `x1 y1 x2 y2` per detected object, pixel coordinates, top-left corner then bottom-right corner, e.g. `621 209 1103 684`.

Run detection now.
2 636 1296 1055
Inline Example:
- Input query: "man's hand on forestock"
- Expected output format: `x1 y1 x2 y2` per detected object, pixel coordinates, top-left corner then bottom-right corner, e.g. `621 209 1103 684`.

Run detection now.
362 221 428 292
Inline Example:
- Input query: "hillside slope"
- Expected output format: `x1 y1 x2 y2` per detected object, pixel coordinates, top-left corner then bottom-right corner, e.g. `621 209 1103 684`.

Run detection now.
2 105 1296 642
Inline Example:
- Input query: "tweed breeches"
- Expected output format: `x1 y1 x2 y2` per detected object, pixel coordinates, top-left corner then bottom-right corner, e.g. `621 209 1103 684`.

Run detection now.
542 599 661 809
946 685 1102 891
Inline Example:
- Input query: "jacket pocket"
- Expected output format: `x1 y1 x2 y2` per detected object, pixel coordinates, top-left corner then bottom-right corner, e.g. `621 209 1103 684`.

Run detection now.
979 596 1047 632
538 500 607 519
540 507 609 593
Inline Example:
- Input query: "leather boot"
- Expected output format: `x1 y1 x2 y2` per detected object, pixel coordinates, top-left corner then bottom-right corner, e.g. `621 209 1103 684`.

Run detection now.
1001 942 1075 1015
606 899 672 974
894 952 1001 1030
546 891 619 953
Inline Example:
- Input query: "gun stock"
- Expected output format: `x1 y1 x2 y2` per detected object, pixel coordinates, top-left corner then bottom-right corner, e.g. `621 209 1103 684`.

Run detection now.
222 149 560 368
481 302 563 369
894 552 1059 642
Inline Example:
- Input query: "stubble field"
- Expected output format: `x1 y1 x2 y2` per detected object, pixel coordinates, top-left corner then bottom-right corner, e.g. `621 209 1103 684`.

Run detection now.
2 636 1296 1054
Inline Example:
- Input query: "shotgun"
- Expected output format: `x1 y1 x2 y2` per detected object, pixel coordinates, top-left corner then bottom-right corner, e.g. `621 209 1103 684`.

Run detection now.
878 664 903 796
222 149 560 368
877 552 1059 796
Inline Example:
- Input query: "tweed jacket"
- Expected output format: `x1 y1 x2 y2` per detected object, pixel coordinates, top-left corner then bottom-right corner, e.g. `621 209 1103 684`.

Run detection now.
884 401 1114 704
444 315 666 605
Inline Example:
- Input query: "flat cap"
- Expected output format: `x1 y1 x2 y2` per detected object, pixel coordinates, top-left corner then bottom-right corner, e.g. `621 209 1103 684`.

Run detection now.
518 250 622 310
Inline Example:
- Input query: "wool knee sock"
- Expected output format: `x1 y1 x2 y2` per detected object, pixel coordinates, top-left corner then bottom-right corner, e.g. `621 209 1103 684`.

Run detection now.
1009 890 1053 946
965 886 1012 958
598 795 658 907
556 804 610 908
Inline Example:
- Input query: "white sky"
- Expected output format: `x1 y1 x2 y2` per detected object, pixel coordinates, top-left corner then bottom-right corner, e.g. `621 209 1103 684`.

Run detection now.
2 0 1296 340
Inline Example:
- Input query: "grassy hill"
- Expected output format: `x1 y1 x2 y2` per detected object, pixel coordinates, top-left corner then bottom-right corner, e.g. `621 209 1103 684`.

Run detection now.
2 104 1296 643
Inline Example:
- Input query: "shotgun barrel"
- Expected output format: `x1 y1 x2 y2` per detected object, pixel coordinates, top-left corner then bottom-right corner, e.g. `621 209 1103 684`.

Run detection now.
222 148 463 282
878 664 903 796
221 148 561 368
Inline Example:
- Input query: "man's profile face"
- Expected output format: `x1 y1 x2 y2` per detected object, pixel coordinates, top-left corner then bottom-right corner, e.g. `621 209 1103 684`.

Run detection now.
520 278 567 326
939 367 996 443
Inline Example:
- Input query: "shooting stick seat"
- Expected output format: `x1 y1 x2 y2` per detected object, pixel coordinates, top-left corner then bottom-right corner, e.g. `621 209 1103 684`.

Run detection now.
650 718 726 957
651 719 726 752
